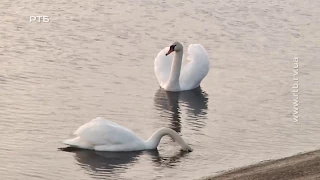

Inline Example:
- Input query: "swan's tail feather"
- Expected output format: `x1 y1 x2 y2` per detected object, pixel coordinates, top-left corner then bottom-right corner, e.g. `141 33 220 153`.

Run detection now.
63 137 93 150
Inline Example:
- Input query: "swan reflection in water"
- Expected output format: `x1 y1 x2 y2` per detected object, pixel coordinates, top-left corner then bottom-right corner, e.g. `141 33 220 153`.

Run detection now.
154 87 209 132
59 147 189 179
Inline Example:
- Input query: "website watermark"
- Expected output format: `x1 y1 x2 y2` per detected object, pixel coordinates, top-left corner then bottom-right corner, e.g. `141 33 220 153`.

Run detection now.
292 57 299 122
29 16 50 23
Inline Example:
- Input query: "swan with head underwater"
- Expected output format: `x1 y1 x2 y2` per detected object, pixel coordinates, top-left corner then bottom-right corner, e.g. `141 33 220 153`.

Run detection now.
154 41 210 92
63 117 193 152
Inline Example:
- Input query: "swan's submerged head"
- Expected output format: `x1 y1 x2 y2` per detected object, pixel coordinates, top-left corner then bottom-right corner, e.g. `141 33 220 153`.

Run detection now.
166 41 183 56
181 144 193 152
145 127 193 152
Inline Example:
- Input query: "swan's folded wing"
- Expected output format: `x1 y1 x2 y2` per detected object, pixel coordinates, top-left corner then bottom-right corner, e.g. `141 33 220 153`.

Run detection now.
154 47 174 87
180 44 210 90
74 117 139 145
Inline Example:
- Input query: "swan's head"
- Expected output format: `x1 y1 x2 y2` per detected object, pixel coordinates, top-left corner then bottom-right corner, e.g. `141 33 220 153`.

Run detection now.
165 41 183 56
181 144 193 152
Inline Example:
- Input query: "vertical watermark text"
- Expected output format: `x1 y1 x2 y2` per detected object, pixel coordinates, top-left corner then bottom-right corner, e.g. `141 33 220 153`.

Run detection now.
292 57 299 122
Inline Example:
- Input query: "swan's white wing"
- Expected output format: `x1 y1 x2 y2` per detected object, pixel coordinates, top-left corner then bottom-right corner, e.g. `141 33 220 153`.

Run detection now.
180 44 210 90
154 47 174 88
74 117 141 146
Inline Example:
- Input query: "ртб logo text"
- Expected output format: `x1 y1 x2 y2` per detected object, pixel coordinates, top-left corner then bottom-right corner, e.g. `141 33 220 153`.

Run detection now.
29 16 50 23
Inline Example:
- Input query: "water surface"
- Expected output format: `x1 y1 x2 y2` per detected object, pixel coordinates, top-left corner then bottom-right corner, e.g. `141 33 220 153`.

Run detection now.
0 0 319 179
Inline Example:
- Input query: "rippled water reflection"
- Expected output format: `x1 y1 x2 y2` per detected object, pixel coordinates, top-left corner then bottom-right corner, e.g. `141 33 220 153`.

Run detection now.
60 147 190 180
154 87 209 132
1 0 319 179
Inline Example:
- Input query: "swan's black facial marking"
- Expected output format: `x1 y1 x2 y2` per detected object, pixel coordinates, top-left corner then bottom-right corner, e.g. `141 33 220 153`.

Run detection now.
169 45 176 51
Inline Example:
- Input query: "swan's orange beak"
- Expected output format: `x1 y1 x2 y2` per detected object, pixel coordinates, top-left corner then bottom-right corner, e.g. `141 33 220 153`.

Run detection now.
165 49 174 56
165 45 175 56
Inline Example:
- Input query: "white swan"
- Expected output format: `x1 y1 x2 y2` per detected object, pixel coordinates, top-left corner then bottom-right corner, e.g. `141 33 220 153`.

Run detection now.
154 42 210 92
63 117 193 152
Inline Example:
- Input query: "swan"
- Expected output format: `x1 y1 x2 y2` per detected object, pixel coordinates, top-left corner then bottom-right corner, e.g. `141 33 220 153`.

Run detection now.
154 41 210 92
63 117 193 152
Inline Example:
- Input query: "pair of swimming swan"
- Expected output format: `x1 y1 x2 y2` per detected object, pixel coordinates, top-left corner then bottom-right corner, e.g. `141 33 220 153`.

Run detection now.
63 42 210 152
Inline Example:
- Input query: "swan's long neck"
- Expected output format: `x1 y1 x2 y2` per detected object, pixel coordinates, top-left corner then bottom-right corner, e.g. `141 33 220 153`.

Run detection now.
144 127 191 151
167 50 183 90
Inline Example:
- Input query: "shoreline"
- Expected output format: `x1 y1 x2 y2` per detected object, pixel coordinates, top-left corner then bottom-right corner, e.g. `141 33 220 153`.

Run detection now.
202 149 320 180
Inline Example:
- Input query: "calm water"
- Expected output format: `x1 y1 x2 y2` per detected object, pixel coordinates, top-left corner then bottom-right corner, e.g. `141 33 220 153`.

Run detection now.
1 0 319 179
